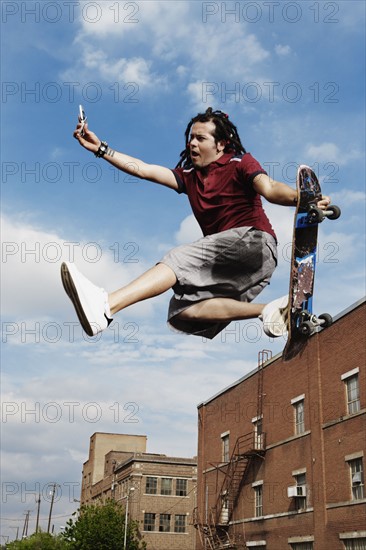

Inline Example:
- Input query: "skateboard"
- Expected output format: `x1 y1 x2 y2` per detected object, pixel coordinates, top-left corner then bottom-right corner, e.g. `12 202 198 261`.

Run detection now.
282 165 341 362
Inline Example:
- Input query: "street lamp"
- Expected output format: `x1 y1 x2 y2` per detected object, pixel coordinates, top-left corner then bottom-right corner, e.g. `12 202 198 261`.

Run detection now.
123 487 135 550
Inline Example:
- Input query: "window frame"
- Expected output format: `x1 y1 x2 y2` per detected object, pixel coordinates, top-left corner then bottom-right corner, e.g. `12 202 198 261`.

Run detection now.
160 477 173 496
253 482 263 518
252 416 264 450
174 514 187 533
145 476 158 495
346 374 361 415
294 472 307 510
159 513 171 533
175 478 188 496
348 457 365 501
294 399 305 435
221 432 230 463
341 538 366 550
341 368 361 415
290 543 314 550
143 512 156 532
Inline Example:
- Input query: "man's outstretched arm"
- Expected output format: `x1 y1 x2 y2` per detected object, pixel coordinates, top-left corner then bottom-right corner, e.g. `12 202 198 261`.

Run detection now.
73 122 179 190
253 173 331 208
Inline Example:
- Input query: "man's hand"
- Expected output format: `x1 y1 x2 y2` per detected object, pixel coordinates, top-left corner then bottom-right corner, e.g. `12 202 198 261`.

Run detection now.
317 196 331 210
73 122 100 155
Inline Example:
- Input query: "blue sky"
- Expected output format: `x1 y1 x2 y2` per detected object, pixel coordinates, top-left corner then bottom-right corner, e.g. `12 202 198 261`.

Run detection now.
1 0 365 542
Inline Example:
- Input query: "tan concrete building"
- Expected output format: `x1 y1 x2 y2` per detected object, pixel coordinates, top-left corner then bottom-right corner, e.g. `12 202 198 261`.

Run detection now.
195 298 366 549
81 432 197 549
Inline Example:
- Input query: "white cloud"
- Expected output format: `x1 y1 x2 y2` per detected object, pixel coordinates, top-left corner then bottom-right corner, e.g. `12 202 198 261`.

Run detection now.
174 214 202 244
305 142 363 166
0 214 154 319
275 44 291 56
329 190 366 207
62 47 163 89
62 1 270 103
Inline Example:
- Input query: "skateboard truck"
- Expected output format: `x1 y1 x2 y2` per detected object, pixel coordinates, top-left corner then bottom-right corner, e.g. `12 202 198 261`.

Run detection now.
306 204 341 224
295 309 333 336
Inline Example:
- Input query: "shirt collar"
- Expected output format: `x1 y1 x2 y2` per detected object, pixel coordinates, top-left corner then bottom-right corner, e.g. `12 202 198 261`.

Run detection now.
213 152 235 166
193 153 236 180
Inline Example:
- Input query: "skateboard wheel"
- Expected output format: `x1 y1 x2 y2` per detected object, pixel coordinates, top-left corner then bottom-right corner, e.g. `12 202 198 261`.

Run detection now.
318 313 333 328
299 321 314 336
326 204 341 220
307 205 324 224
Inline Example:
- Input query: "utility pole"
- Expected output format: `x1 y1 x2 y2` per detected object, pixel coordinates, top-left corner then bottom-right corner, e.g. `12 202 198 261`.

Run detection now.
35 493 41 533
123 487 135 550
47 483 58 534
22 510 31 539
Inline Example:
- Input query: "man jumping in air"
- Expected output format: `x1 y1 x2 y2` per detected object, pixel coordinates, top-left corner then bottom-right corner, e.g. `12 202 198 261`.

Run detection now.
61 108 331 339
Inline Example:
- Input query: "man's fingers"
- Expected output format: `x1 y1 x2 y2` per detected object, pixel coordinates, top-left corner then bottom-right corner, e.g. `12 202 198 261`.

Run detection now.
317 196 331 210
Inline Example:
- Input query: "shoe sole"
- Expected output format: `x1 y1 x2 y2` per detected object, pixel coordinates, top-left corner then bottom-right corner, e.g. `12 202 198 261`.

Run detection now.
61 262 94 337
262 296 289 337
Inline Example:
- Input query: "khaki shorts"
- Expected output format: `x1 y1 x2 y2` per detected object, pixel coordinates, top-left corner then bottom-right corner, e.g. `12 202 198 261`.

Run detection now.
160 227 278 339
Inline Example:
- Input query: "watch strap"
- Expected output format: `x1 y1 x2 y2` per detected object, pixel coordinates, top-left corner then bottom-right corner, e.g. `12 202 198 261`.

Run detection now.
95 141 108 158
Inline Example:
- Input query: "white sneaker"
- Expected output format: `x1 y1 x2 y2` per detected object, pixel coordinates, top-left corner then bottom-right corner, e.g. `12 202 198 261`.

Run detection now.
61 262 112 337
260 295 289 338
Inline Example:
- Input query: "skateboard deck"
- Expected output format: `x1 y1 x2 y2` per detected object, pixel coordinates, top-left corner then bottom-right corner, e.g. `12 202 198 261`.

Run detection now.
283 165 340 362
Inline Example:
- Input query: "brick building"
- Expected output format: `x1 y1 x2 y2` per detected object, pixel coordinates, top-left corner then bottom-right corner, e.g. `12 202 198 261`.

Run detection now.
195 298 366 550
81 432 197 549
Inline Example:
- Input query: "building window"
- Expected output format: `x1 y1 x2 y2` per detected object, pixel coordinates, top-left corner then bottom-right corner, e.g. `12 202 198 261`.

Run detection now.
176 478 187 496
143 513 155 531
294 473 307 510
341 539 366 550
294 399 305 435
345 374 360 415
222 433 230 462
254 484 263 517
146 476 157 495
349 458 365 500
290 543 313 550
159 514 171 532
161 477 172 495
252 417 263 450
174 514 186 533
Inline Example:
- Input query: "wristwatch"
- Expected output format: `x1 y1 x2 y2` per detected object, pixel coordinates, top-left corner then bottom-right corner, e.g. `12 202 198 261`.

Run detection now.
95 141 108 158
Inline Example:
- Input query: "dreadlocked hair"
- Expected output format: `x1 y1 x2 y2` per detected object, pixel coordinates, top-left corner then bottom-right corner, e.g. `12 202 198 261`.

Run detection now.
176 107 246 168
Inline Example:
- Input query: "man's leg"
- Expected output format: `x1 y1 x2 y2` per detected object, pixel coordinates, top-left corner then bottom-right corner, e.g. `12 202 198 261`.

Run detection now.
176 296 288 337
61 261 177 337
176 298 264 322
109 263 177 315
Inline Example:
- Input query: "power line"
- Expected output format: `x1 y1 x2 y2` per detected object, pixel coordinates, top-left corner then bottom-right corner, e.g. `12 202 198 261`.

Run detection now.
1 513 74 521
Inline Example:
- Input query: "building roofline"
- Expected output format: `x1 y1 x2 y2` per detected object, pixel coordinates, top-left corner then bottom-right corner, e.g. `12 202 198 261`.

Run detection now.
90 432 147 438
197 296 365 409
115 453 197 472
332 296 365 322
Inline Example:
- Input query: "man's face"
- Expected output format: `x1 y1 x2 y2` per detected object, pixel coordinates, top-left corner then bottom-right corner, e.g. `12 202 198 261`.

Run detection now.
188 121 225 169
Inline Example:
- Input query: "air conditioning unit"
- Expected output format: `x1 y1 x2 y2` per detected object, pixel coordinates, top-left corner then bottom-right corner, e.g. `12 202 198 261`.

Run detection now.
352 472 362 484
287 485 307 498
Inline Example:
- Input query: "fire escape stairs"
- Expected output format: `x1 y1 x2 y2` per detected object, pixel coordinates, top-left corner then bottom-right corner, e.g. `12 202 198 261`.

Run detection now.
215 432 266 527
193 507 245 550
194 432 265 549
194 351 271 550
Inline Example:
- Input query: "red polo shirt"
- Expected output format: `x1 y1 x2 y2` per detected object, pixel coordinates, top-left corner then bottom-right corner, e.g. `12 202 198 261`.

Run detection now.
172 152 276 240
